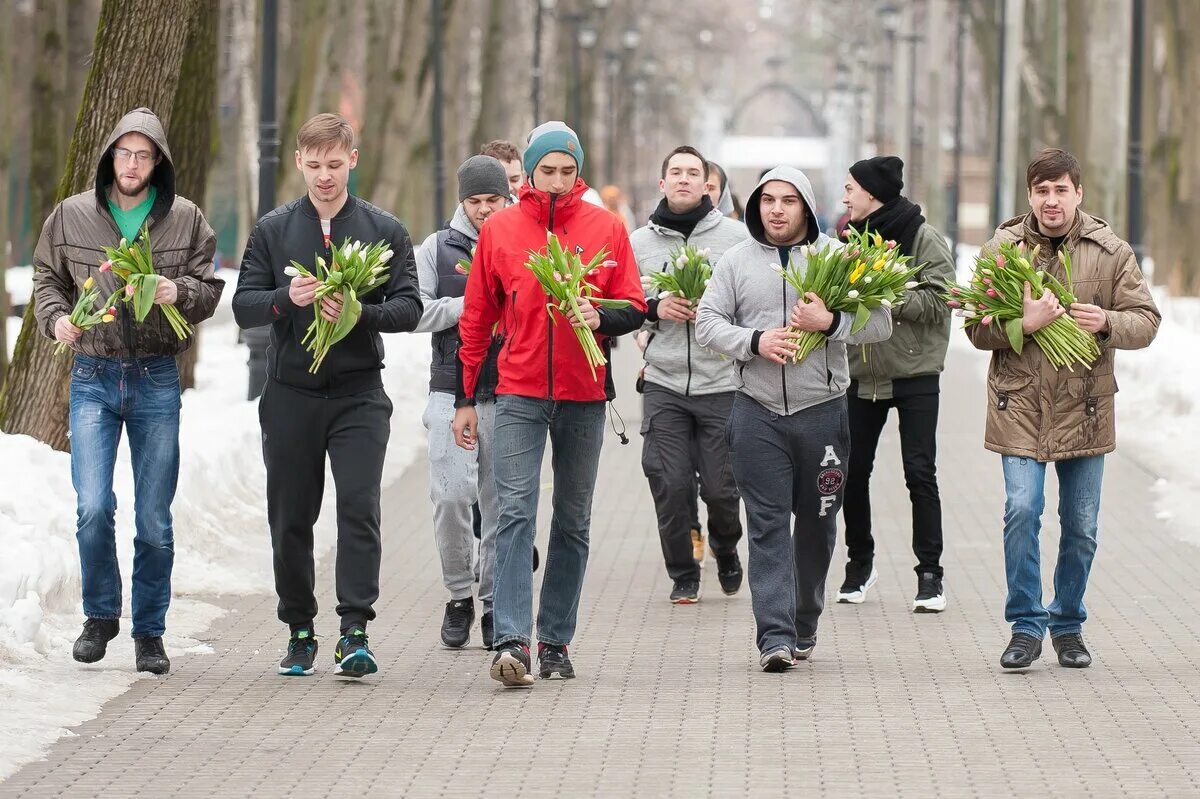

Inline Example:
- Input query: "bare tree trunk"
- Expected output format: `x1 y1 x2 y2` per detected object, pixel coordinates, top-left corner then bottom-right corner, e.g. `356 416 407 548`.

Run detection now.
29 0 67 234
0 0 198 451
233 0 258 249
0 0 11 384
172 0 220 391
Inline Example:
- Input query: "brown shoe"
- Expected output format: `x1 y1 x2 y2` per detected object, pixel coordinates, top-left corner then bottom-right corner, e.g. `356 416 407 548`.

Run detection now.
690 527 704 564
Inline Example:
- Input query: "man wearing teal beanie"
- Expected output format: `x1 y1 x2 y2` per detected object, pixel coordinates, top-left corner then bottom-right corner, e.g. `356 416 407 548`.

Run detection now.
523 121 585 175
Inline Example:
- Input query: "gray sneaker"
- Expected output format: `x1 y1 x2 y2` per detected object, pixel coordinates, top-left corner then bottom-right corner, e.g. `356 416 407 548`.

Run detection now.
759 647 795 672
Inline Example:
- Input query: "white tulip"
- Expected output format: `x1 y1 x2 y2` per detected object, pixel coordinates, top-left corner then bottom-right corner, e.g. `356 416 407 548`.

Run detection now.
847 290 859 299
658 291 674 300
769 263 784 274
863 276 873 284
905 281 919 289
316 256 327 270
284 266 300 277
880 298 893 308
379 249 394 264
675 255 687 268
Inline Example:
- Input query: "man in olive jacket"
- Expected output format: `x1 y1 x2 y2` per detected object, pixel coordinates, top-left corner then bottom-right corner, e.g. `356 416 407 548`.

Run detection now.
968 149 1159 670
33 107 224 675
837 156 956 613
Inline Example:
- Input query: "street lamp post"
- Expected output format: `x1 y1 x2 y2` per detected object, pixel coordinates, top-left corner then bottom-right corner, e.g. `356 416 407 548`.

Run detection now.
246 0 280 401
874 3 900 153
1127 0 1145 262
431 0 446 227
532 0 556 127
948 0 966 264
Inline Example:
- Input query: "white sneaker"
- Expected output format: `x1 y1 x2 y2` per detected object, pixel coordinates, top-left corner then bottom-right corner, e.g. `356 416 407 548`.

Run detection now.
836 567 878 604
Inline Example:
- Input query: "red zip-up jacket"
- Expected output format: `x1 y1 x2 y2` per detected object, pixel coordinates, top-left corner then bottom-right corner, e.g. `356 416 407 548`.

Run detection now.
458 179 647 403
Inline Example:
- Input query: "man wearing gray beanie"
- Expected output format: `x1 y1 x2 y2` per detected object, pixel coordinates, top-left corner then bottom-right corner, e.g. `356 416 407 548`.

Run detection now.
413 154 510 650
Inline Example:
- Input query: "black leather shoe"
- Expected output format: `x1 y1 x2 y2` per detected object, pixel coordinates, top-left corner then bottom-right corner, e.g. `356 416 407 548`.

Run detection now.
1052 633 1092 668
1000 632 1042 669
135 636 171 675
72 618 120 663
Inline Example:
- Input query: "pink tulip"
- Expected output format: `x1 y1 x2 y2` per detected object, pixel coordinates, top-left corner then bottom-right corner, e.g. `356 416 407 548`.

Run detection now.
947 300 961 308
983 277 992 285
982 315 993 326
100 260 112 273
995 254 1006 269
986 288 998 298
886 240 897 249
978 302 988 309
125 284 135 297
950 286 961 295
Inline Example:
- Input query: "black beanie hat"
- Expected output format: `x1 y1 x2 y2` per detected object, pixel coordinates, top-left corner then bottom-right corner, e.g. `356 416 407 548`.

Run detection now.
849 156 904 202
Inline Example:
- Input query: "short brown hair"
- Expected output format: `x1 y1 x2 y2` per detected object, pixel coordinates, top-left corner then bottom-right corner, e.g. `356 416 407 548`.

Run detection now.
661 146 708 179
481 140 520 163
1026 148 1081 190
296 113 355 154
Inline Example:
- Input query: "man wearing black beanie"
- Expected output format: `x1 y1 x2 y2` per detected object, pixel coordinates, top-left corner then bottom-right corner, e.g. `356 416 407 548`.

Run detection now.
836 156 956 614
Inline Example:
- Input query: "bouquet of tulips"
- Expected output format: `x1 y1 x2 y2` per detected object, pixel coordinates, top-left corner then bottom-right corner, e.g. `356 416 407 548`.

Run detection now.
943 242 1099 371
100 227 192 340
55 276 121 355
286 238 393 373
773 227 923 363
643 244 713 303
525 232 632 380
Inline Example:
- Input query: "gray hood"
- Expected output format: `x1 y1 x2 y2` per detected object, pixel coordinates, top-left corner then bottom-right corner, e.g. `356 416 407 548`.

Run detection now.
449 203 481 242
94 107 175 210
744 166 819 246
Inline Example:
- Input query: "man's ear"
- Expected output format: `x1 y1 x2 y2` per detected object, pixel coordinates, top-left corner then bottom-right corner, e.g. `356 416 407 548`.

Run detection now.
349 148 359 170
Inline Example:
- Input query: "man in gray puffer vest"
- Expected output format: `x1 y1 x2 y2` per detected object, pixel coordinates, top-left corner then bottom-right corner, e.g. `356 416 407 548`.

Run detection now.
630 146 749 604
414 155 509 650
697 166 892 673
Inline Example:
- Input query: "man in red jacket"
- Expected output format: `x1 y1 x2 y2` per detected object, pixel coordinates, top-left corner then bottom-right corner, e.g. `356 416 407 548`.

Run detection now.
453 121 646 687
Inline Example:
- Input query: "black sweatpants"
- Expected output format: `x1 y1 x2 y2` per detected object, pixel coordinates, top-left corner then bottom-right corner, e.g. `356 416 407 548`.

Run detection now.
843 388 943 577
259 379 392 633
728 393 849 654
640 384 742 582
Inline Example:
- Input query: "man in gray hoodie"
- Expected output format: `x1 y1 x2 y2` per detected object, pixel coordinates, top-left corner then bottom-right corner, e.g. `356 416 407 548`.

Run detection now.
414 155 510 650
696 166 892 672
630 145 749 603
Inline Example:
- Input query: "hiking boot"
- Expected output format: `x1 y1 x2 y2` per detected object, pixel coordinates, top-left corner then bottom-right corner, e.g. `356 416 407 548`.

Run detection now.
913 571 947 613
278 628 318 676
72 618 120 664
334 627 377 678
690 527 705 564
669 579 700 604
760 646 795 673
441 598 474 648
714 551 743 595
1052 633 1092 668
134 636 170 675
537 642 575 680
1000 632 1043 669
490 642 534 687
836 560 877 604
481 610 495 651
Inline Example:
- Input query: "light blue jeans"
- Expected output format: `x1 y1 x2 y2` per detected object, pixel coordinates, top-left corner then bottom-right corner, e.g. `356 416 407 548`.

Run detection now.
1002 454 1104 639
490 395 605 649
69 355 181 638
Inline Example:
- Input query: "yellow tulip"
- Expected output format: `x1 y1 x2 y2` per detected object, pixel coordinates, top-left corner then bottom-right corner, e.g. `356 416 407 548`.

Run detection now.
102 314 115 323
872 258 886 272
83 276 95 291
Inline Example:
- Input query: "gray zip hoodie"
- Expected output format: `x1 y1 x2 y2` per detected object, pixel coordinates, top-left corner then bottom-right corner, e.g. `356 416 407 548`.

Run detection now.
629 208 748 395
695 166 893 416
414 203 478 334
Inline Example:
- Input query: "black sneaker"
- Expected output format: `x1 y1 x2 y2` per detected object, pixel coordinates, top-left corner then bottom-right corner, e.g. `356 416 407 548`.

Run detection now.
1000 632 1043 669
490 642 534 687
533 544 540 573
836 560 877 604
481 610 495 651
278 628 318 675
670 579 701 604
760 646 795 672
334 627 378 678
1051 632 1092 668
72 618 119 663
440 598 474 648
134 636 170 675
537 642 575 680
913 571 947 613
714 551 743 595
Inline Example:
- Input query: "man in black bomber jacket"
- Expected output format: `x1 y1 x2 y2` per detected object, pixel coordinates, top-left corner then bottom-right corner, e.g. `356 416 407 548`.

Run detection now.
233 113 422 679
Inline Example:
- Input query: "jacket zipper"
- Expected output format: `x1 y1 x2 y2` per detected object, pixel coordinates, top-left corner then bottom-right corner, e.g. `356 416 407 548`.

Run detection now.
685 321 693 396
780 272 790 415
545 194 558 400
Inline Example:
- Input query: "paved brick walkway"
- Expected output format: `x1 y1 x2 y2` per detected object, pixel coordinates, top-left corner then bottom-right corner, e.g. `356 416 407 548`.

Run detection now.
4 344 1200 797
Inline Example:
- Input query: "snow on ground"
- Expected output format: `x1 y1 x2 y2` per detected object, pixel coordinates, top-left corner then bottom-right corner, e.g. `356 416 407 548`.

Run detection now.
0 273 431 778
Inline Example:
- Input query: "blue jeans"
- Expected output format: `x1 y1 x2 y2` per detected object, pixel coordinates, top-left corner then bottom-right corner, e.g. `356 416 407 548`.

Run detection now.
491 395 605 648
1001 454 1104 639
68 355 181 639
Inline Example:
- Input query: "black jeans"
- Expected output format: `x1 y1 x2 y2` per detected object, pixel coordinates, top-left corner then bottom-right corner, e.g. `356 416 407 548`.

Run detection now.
641 385 742 582
843 389 943 577
259 379 392 633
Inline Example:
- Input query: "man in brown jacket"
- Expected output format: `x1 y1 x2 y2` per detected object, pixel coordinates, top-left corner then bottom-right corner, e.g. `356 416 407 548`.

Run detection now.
968 149 1159 670
33 107 224 675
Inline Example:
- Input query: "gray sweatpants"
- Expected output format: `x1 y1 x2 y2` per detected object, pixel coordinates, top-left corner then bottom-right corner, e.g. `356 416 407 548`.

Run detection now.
728 392 850 654
422 391 498 605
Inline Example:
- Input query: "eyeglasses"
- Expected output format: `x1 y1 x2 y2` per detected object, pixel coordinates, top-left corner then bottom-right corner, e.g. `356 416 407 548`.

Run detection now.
113 147 156 165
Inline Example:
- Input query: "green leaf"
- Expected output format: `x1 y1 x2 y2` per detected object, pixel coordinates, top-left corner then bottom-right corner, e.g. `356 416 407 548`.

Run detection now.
134 275 156 322
327 289 361 348
1005 317 1025 354
852 302 871 333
